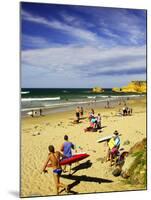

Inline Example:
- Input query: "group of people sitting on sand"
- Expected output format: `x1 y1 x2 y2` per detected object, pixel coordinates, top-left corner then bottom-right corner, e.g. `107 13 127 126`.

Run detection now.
84 109 101 132
42 135 76 195
122 106 132 116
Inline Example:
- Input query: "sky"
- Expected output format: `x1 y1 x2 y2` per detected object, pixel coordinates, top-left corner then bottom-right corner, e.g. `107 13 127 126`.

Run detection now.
21 2 147 88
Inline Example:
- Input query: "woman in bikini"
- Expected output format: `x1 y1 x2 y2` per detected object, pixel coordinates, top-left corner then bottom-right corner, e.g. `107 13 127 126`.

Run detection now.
42 145 68 195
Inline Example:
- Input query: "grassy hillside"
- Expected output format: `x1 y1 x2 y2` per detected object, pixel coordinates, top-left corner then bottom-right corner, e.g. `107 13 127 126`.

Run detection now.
123 138 147 187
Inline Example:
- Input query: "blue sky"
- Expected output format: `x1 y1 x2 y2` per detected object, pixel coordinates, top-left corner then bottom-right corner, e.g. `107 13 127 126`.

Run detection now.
21 2 146 88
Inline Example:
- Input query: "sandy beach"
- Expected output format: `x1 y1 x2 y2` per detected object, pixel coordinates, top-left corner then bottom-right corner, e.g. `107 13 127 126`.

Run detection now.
21 97 146 197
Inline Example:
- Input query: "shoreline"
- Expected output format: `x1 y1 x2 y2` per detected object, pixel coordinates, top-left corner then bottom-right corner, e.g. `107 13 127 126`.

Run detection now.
21 95 146 118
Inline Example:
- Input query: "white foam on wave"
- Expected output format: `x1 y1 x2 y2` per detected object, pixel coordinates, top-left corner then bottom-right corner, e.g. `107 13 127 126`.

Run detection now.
21 96 61 102
21 91 30 94
97 95 110 98
110 94 145 98
87 96 96 99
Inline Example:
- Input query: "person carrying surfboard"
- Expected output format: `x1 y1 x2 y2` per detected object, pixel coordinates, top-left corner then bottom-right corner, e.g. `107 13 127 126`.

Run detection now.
61 135 75 158
106 130 121 166
42 145 69 195
60 135 75 173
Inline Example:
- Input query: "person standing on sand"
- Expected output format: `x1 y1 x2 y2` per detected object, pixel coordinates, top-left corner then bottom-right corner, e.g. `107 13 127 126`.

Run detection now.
106 130 121 166
42 145 69 195
88 108 95 121
39 108 43 116
96 113 101 129
91 108 95 115
75 106 80 122
80 107 84 117
107 100 110 108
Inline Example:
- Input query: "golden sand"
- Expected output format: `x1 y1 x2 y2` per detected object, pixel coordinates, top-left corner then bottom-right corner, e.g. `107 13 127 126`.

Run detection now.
21 98 146 197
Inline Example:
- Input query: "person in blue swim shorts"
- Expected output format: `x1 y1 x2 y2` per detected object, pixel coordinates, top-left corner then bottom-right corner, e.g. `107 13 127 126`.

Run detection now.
42 145 69 195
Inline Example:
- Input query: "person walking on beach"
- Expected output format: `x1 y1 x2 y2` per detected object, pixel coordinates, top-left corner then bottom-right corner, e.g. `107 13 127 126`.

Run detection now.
61 135 75 158
60 135 75 173
42 145 69 195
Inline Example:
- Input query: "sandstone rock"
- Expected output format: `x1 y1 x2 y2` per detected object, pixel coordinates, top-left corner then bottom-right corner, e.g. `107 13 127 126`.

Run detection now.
92 87 104 93
112 81 146 93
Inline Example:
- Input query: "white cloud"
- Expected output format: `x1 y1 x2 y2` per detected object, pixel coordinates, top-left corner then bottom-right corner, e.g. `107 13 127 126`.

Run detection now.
21 8 146 87
21 44 146 79
21 10 101 45
22 35 50 48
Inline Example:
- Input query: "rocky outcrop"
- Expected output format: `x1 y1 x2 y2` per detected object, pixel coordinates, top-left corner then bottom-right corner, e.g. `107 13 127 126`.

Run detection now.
92 87 104 93
112 81 146 93
112 87 122 92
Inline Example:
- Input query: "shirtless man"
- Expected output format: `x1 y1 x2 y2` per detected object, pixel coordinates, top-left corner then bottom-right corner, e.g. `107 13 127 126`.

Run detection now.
42 145 68 195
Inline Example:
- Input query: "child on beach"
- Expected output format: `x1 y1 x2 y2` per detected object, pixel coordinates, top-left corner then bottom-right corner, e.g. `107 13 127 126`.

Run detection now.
42 145 68 195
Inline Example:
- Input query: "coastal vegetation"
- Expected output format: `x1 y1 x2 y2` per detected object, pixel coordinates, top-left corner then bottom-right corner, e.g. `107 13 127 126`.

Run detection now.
122 138 146 187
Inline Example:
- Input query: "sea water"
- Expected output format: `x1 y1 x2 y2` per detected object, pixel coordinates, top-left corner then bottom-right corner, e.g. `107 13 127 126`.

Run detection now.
21 88 145 115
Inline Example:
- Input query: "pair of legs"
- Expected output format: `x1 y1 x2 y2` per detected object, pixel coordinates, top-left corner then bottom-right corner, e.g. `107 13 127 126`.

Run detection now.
53 172 68 195
106 148 117 166
106 147 111 161
62 164 72 174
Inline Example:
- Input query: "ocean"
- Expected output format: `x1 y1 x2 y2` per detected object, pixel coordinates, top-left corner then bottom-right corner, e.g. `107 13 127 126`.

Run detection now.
21 88 145 115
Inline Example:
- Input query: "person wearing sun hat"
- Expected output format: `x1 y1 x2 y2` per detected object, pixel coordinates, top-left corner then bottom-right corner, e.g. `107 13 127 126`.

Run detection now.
113 130 120 149
107 130 121 165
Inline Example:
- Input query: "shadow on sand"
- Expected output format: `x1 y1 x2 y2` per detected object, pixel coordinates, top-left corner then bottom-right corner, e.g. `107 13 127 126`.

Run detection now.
61 174 113 184
59 180 80 195
100 125 107 129
71 160 92 175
